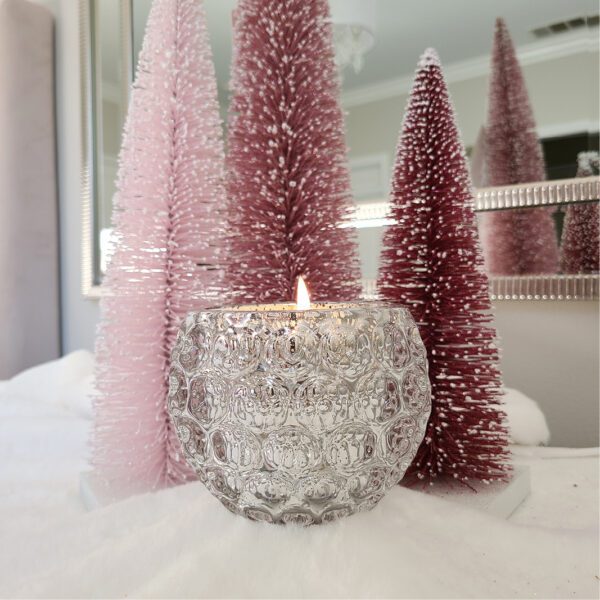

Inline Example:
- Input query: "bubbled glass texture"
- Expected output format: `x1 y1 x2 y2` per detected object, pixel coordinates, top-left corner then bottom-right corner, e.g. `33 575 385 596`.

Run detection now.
168 304 431 525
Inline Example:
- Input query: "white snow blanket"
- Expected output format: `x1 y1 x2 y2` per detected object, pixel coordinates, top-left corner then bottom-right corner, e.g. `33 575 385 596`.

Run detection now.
0 353 598 599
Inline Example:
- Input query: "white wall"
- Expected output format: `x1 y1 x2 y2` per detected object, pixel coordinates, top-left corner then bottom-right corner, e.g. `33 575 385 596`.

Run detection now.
494 301 599 448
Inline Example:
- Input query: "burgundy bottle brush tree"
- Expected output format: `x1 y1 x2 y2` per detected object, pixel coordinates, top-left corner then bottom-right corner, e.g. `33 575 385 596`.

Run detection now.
480 18 559 276
92 0 227 495
378 49 511 486
560 151 600 274
225 0 361 304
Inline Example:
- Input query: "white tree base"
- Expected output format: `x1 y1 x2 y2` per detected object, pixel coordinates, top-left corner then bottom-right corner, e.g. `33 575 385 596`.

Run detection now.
80 471 137 510
80 466 530 518
425 465 531 518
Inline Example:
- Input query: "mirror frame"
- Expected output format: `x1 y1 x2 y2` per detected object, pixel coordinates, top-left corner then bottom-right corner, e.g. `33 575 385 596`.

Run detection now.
80 3 599 301
80 0 132 298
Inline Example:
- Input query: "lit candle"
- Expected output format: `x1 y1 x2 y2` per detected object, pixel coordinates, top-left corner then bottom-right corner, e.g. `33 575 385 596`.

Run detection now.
169 276 431 525
295 276 311 310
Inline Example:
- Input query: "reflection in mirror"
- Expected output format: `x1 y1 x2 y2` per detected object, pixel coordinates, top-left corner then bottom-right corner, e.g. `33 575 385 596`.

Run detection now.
88 0 232 289
480 199 599 277
559 153 599 274
96 1 129 276
82 0 130 293
132 0 152 73
83 0 599 297
476 151 599 277
340 3 599 287
470 13 598 277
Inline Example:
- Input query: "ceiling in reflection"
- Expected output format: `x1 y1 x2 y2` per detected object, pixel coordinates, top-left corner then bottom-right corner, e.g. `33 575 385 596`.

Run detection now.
129 0 599 95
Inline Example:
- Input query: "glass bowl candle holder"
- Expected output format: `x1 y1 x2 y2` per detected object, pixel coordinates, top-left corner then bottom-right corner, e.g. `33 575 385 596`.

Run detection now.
168 300 431 525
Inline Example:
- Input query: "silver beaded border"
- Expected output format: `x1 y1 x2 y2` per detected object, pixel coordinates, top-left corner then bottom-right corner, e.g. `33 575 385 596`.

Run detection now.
474 176 599 212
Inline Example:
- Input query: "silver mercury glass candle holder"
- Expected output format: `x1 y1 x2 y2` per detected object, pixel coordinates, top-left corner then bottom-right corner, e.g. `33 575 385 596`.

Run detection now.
168 302 431 525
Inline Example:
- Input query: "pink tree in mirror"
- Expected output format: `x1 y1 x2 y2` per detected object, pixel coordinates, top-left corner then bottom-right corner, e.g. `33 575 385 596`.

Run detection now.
480 18 560 276
560 152 600 274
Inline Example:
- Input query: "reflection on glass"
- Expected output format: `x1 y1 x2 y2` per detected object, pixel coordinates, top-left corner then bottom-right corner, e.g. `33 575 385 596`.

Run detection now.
479 206 560 276
477 151 599 277
132 0 152 72
559 152 599 274
93 0 153 279
467 16 598 278
346 8 598 285
91 0 127 281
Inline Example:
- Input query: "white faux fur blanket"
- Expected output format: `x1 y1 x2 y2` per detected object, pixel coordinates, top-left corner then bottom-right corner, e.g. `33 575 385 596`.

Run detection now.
0 353 597 598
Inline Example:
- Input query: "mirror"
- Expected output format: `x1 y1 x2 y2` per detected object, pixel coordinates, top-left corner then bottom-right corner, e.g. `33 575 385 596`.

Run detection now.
81 0 599 299
80 0 131 296
338 1 599 291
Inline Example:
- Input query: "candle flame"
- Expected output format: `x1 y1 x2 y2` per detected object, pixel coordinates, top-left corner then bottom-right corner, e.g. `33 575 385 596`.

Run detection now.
296 276 311 310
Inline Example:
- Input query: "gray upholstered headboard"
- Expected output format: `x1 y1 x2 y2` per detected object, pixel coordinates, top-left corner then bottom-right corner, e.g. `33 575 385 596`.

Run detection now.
0 0 60 378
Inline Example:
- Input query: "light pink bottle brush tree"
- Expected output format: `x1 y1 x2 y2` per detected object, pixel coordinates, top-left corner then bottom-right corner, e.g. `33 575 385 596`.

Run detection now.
92 0 227 495
480 18 559 276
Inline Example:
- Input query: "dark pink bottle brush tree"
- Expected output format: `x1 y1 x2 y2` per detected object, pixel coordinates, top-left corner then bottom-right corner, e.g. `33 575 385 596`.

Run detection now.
378 49 511 486
480 18 559 276
225 0 361 304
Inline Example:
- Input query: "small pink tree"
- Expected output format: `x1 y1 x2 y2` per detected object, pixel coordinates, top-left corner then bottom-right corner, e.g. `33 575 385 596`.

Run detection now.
92 0 226 494
378 49 510 486
560 152 600 273
225 0 361 304
481 18 559 275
